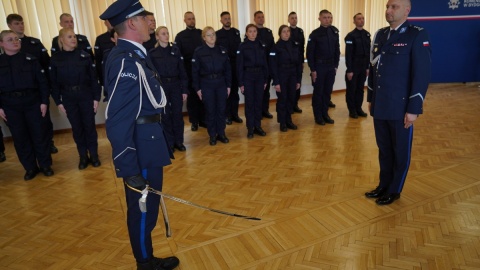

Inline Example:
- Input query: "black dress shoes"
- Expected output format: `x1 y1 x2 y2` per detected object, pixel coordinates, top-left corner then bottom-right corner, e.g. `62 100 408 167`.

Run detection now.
24 168 39 181
78 157 89 170
137 256 180 270
41 167 54 176
323 115 335 124
376 193 401 205
217 135 229 143
349 112 358 119
328 101 336 108
357 110 368 117
365 186 388 198
286 122 298 130
50 144 59 154
174 143 186 151
0 152 5 162
262 112 273 119
254 126 266 136
247 129 254 139
191 123 198 131
90 156 101 167
231 115 243 123
226 118 233 125
209 136 217 145
280 124 288 132
315 119 326 125
293 106 302 113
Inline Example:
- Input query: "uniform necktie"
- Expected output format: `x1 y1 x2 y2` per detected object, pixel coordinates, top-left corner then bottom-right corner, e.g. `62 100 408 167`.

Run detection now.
388 29 396 40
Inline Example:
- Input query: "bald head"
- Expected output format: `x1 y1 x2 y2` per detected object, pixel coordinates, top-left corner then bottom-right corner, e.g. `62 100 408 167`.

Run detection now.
184 11 196 28
385 0 411 29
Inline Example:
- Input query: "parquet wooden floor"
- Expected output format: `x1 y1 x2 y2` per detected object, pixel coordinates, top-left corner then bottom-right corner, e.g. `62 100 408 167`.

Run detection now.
1 83 480 270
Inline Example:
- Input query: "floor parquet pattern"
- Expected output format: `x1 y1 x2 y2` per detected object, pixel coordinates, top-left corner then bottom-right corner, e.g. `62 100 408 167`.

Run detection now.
0 83 479 269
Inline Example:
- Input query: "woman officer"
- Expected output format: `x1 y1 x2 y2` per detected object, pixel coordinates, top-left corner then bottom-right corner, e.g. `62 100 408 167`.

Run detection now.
150 26 188 152
236 24 269 139
270 25 302 132
0 30 53 180
192 26 231 146
49 28 101 170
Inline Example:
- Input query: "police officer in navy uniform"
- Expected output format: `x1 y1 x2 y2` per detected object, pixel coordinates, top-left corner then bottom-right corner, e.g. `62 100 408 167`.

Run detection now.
51 13 94 60
100 1 179 269
7 13 58 154
365 0 431 205
50 28 102 170
306 9 340 126
270 25 302 132
193 27 232 146
100 29 118 101
237 24 269 139
150 26 188 152
94 19 115 99
216 11 243 125
288 11 305 113
174 12 206 132
0 30 54 180
344 13 371 119
253 11 275 119
142 11 157 51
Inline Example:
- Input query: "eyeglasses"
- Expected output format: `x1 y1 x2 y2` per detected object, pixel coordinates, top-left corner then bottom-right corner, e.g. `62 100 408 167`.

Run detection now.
3 37 21 43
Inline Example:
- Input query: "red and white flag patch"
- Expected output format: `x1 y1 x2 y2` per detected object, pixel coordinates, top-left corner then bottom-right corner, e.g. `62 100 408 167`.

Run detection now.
423 41 430 47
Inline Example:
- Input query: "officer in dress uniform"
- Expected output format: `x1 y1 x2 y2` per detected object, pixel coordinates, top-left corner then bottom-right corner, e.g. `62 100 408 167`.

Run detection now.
50 28 102 170
344 13 371 119
270 25 302 132
142 11 157 51
253 11 275 119
364 0 431 205
94 19 115 100
174 12 206 132
0 30 54 180
100 1 179 269
216 11 243 125
150 26 188 152
288 12 305 114
7 13 58 154
306 9 340 126
237 24 269 139
192 27 232 146
51 13 94 60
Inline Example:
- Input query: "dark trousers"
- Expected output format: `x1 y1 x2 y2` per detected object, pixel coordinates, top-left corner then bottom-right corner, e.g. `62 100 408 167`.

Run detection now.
276 70 296 125
374 119 413 194
63 99 98 158
45 106 55 146
262 76 272 114
124 167 163 263
226 64 240 119
201 79 228 137
345 70 367 114
4 103 52 170
161 82 185 147
0 126 4 152
187 79 205 124
295 65 304 106
312 64 335 121
244 71 265 129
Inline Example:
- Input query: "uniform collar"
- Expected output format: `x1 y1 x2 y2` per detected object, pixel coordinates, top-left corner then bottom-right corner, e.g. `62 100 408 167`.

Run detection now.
119 38 147 56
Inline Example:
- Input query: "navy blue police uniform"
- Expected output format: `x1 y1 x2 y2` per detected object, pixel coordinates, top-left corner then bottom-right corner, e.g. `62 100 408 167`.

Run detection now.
94 30 115 87
0 52 53 178
367 21 431 199
269 39 302 129
289 26 305 109
216 27 242 123
100 1 179 268
237 39 269 137
20 35 57 153
306 25 340 124
51 34 94 60
192 44 232 144
344 28 371 118
256 27 275 118
150 43 188 150
49 49 101 166
174 28 205 130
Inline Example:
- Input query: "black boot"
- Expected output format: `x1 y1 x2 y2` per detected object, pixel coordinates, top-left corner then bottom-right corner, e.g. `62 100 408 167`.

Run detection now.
78 156 89 170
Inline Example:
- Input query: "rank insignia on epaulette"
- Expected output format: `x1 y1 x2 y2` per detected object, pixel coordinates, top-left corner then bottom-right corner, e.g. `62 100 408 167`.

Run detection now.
79 38 83 41
400 27 407 34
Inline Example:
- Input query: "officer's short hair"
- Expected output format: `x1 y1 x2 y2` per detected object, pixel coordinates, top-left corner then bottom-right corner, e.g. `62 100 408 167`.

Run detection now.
59 13 73 22
319 9 330 16
353 13 363 20
254 11 263 18
144 11 154 16
220 11 230 18
7 14 23 24
288 12 296 17
114 20 128 36
184 11 194 19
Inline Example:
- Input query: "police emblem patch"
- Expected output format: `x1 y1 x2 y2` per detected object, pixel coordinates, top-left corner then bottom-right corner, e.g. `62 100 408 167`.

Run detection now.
448 0 460 10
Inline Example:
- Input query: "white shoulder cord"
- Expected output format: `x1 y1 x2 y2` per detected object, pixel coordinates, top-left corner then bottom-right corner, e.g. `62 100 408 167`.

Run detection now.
135 62 167 110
